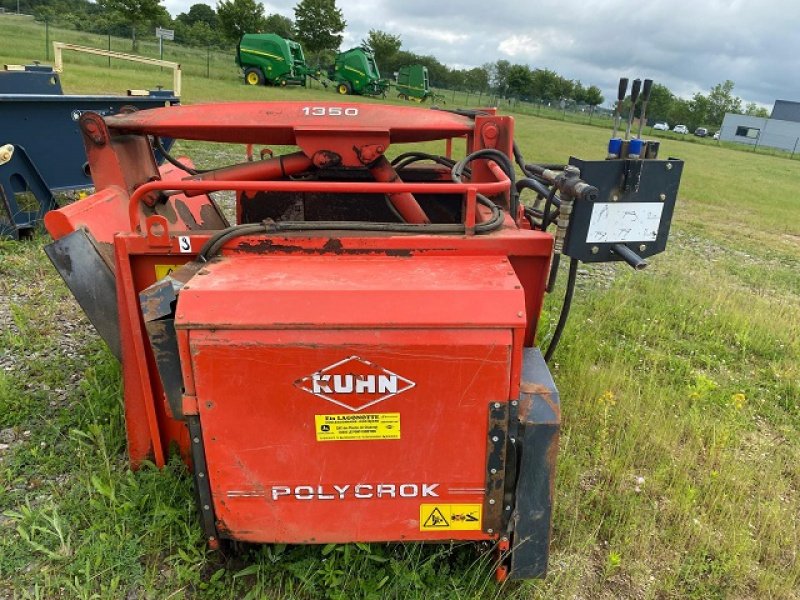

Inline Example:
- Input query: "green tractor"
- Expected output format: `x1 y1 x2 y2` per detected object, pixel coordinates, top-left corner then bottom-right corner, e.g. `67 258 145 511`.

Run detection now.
395 64 445 103
329 47 389 96
236 33 318 87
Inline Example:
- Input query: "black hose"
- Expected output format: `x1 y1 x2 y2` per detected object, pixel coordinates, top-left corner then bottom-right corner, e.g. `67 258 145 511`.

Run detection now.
542 187 556 230
451 148 518 218
153 137 202 175
544 258 578 363
198 194 505 261
391 152 458 170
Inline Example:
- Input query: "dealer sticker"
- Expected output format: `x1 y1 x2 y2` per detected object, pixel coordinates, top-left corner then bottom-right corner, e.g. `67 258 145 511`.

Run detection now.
420 504 482 531
315 413 400 441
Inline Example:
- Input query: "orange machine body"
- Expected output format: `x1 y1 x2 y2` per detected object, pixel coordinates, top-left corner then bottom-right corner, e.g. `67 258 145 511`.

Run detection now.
44 102 561 579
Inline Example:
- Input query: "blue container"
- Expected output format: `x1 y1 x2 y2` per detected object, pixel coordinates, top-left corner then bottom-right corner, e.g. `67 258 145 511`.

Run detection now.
607 137 623 158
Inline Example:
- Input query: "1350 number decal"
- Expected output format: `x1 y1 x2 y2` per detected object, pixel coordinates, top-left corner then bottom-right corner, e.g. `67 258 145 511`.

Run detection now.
302 106 359 116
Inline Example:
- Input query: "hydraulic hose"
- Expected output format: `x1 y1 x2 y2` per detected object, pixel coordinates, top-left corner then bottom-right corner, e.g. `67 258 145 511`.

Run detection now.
543 258 579 363
198 195 505 262
451 148 519 218
153 136 210 175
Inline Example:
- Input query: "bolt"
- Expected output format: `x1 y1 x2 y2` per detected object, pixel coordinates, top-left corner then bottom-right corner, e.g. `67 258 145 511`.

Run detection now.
639 244 647 252
490 468 497 474
659 193 667 201
517 311 523 318
492 436 499 442
505 505 511 511
510 437 516 444
209 536 216 542
511 400 517 406
591 245 599 254
203 504 210 511
487 528 494 534
193 437 200 444
666 162 673 170
198 472 205 478
206 402 213 409
494 402 501 409
612 194 619 202
489 499 496 505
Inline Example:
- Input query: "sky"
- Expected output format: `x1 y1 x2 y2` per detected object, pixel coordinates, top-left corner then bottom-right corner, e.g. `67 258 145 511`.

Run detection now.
162 0 799 108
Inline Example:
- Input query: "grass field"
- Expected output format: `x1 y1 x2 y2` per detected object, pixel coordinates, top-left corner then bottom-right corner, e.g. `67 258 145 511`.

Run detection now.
2 14 800 600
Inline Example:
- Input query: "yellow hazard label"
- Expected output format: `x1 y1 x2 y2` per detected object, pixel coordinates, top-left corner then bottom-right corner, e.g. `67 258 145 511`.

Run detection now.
420 504 482 531
315 413 400 441
154 264 182 280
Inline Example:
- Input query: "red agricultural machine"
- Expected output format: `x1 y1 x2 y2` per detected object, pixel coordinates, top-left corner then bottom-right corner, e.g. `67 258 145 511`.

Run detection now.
43 100 681 580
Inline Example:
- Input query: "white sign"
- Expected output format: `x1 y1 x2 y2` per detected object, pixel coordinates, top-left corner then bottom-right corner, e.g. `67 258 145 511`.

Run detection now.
155 27 175 41
586 202 664 243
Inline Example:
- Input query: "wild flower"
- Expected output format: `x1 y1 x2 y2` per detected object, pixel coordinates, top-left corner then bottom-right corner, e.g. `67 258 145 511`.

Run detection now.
597 390 616 407
730 392 746 410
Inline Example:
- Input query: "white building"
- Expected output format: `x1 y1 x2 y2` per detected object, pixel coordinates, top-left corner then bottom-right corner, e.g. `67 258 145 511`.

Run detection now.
719 100 800 153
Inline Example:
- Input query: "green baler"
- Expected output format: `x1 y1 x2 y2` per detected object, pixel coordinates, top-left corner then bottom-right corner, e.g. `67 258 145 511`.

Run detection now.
396 65 445 103
237 33 316 86
329 47 389 96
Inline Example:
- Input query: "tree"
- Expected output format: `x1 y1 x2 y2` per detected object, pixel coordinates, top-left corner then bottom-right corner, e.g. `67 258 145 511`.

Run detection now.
506 64 533 99
489 60 511 96
362 29 401 72
294 0 345 55
263 13 294 39
530 68 560 102
177 3 217 28
583 85 604 115
99 0 163 49
745 102 769 118
464 66 489 92
644 83 674 123
217 0 265 42
705 80 742 126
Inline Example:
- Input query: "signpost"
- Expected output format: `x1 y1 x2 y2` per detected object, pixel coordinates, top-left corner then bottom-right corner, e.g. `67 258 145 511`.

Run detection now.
155 27 174 65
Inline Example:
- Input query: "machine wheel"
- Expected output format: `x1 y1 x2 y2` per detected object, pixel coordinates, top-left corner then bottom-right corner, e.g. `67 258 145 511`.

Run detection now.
337 82 351 95
280 79 287 87
244 68 264 86
398 93 407 101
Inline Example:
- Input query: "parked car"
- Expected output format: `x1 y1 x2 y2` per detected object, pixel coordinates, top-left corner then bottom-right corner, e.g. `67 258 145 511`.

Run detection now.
694 127 709 137
713 131 720 140
653 122 669 131
673 124 689 134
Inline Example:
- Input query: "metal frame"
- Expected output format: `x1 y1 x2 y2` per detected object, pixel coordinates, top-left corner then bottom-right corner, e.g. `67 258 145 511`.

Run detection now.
52 42 182 97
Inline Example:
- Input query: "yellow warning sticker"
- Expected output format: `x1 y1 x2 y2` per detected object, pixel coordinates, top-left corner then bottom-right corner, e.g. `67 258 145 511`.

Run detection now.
420 504 482 531
154 264 182 280
315 413 400 441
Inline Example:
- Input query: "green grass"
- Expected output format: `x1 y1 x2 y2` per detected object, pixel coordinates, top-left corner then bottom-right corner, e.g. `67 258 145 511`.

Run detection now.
2 13 800 600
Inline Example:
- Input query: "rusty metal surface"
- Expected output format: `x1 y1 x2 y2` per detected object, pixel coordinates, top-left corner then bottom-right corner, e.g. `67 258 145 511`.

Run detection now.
508 348 560 579
518 348 560 425
44 229 121 359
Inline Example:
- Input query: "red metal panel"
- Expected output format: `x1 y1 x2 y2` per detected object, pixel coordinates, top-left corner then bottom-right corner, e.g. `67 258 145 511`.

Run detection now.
190 329 513 543
175 256 526 331
104 102 476 145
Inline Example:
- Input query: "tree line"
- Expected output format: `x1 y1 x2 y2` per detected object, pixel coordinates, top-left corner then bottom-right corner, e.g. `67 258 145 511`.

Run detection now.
4 0 767 127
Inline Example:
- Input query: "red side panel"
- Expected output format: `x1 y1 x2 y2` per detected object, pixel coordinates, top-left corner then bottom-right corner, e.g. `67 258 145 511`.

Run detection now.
176 254 525 542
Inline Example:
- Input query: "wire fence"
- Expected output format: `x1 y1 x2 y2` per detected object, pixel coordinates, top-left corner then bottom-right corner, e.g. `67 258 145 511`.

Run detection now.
0 13 239 82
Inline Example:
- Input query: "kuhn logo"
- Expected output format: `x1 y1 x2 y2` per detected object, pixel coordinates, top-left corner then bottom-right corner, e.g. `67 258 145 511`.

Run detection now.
295 356 415 412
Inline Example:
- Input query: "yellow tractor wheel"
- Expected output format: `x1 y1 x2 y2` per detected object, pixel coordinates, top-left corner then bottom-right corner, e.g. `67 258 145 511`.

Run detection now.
244 68 264 86
338 83 350 95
